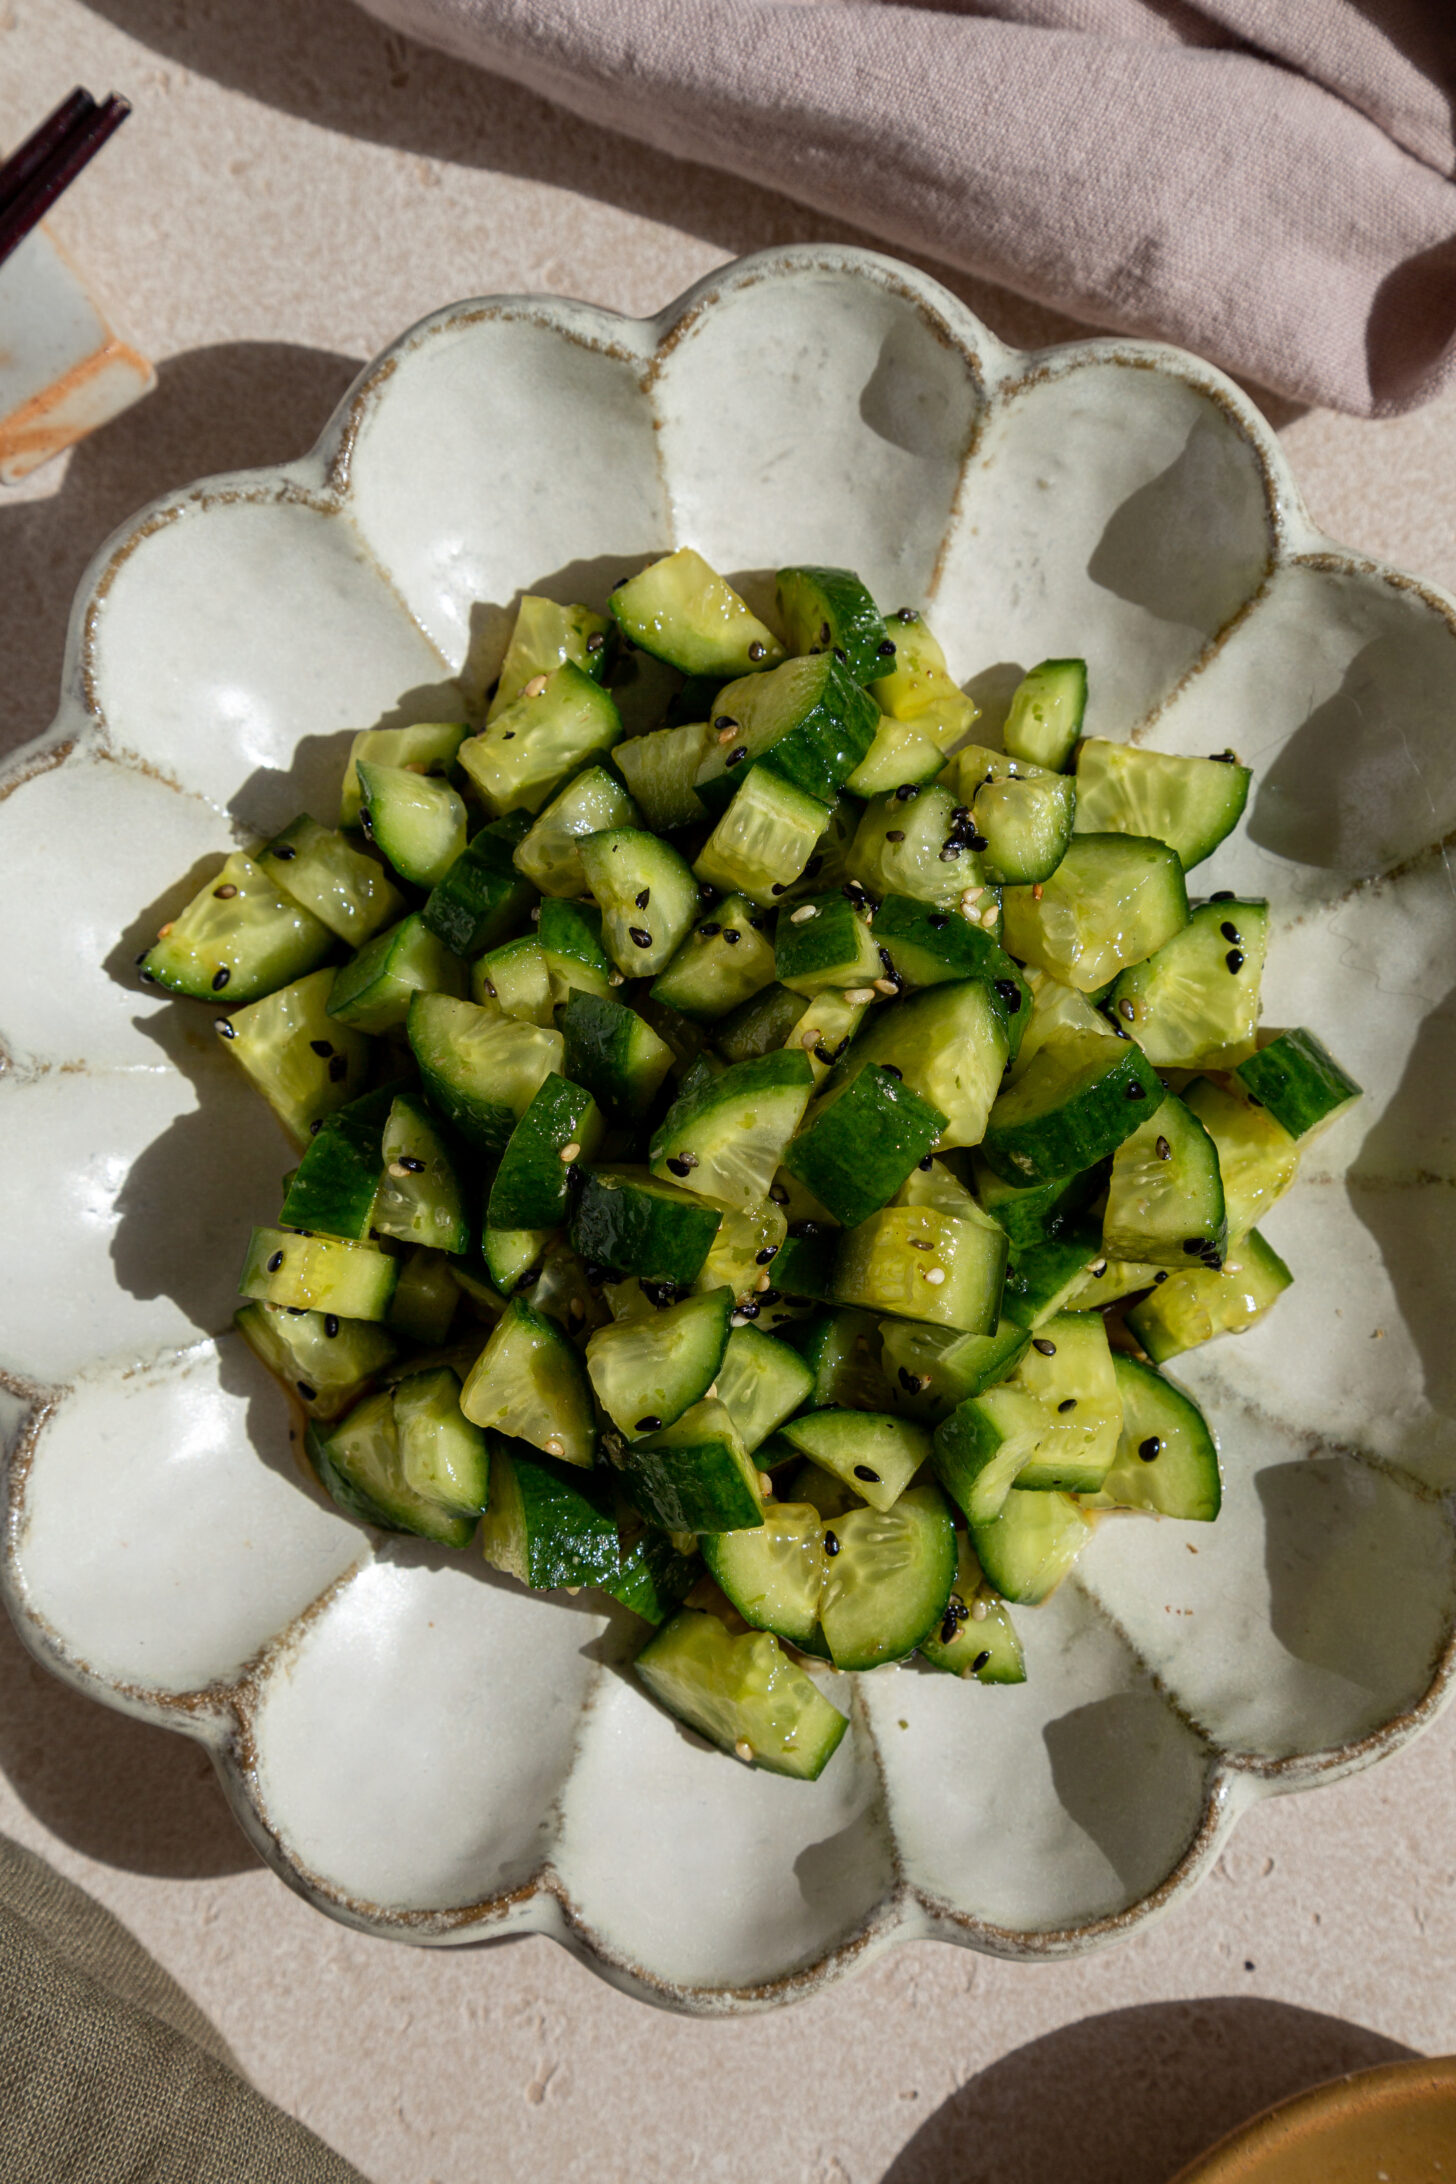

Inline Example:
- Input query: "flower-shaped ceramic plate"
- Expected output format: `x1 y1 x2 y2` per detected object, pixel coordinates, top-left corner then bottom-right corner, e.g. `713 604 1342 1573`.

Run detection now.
2 247 1454 2013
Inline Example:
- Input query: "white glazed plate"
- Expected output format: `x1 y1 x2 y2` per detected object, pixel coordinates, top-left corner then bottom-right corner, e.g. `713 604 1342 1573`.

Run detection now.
2 248 1454 2012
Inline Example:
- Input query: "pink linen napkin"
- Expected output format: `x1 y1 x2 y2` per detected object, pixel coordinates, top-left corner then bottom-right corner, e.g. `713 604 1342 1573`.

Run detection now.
350 0 1456 415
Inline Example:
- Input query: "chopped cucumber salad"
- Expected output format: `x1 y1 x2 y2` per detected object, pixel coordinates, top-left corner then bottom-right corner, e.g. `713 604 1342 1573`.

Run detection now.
137 549 1362 1783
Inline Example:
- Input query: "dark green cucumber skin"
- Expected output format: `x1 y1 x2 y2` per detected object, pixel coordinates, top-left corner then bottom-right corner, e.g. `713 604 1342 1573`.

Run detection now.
558 989 670 1123
305 1421 476 1549
422 815 535 957
538 896 612 984
1233 1028 1361 1138
617 1433 763 1535
666 673 726 728
406 994 519 1156
783 1067 946 1228
771 1229 839 1301
1001 1222 1101 1327
776 565 890 685
972 1157 1107 1250
601 1531 702 1623
279 1087 394 1239
980 1040 1167 1186
487 1073 599 1230
772 892 873 989
696 654 879 814
495 1438 621 1589
872 895 1028 1034
648 1047 815 1169
713 982 806 1063
569 1171 722 1285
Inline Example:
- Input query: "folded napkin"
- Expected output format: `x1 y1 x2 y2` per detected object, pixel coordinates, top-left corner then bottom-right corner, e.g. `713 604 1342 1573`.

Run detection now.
351 0 1456 415
0 1834 369 2184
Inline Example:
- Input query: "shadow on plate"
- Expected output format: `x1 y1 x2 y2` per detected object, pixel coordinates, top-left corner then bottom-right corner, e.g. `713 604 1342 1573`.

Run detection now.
882 1997 1417 2184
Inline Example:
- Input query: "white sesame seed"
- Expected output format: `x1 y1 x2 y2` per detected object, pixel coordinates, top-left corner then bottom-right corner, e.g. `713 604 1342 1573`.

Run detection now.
387 1161 409 1178
873 978 898 995
716 722 738 744
156 921 175 939
757 1472 774 1497
960 886 984 908
706 1382 719 1398
923 1266 946 1285
843 986 877 1006
971 1599 989 1621
734 1739 755 1763
730 1312 750 1328
790 904 817 923
559 1142 581 1163
564 1586 581 1596
755 1272 771 1292
608 969 625 985
800 1028 820 1048
543 1438 565 1458
522 672 550 698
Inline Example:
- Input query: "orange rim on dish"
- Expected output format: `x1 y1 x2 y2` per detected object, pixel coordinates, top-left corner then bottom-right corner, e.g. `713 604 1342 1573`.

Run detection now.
1172 2055 1456 2183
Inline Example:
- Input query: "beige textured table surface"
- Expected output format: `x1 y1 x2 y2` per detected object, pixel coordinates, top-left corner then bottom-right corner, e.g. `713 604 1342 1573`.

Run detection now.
4 8 1455 2182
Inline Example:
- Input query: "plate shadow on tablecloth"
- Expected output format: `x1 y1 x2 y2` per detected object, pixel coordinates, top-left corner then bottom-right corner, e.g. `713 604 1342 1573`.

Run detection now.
881 1997 1416 2184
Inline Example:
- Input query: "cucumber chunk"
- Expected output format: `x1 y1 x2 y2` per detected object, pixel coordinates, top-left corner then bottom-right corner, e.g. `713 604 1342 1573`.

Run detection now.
932 1385 1054 1526
307 1393 477 1548
513 763 641 897
702 1503 827 1645
326 913 468 1035
259 815 407 947
776 1410 930 1514
694 1197 787 1307
1073 738 1251 870
1002 833 1189 993
1007 1310 1122 1492
846 785 986 910
355 764 467 890
558 989 675 1124
1111 898 1268 1068
1001 1224 1103 1328
570 1167 723 1285
879 1315 1031 1424
948 744 1078 886
487 1073 604 1231
408 991 563 1155
613 720 712 833
713 1325 815 1452
871 894 1026 1014
279 1086 392 1240
538 898 614 1002
586 1286 732 1437
1233 1027 1362 1140
142 851 334 1004
610 549 783 679
488 594 611 720
918 1536 1026 1682
578 826 702 978
473 935 554 1025
393 1366 489 1519
776 564 889 685
649 1049 814 1213
845 715 946 797
981 1029 1166 1186
970 1153 1104 1251
1182 1076 1299 1240
1005 966 1121 1086
1126 1228 1293 1362
1098 1354 1221 1520
970 1487 1090 1604
460 662 621 817
618 1398 765 1534
218 967 371 1147
783 1066 946 1228
1102 1094 1228 1269
481 1223 553 1302
774 891 882 998
795 1307 896 1413
869 609 977 746
1063 1253 1161 1310
650 895 778 1021
601 1521 702 1625
1000 659 1087 772
835 980 1009 1153
236 1300 396 1422
421 815 537 958
819 1484 957 1670
634 1610 847 1779
240 1226 397 1320
386 1246 461 1345
693 653 878 812
460 1296 596 1464
481 1437 620 1589
832 1204 1007 1335
339 720 468 829
780 988 870 1083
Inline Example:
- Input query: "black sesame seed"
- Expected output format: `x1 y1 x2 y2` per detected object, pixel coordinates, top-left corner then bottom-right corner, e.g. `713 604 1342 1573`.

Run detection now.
1182 1237 1206 1255
329 1053 348 1081
1208 749 1238 764
770 882 786 896
1211 890 1235 902
885 828 906 843
737 1297 760 1320
665 1155 693 1177
358 811 375 838
854 1464 881 1483
713 715 738 731
612 575 629 590
215 1018 237 1039
514 1267 539 1290
1125 1082 1147 1100
213 883 239 900
586 630 606 652
994 979 1022 1011
927 913 948 930
271 842 297 860
814 1044 835 1066
135 951 149 965
699 921 721 937
818 622 832 645
1154 1270 1169 1283
297 1381 316 1400
636 1416 663 1433
211 967 230 992
1155 1135 1172 1161
760 1288 781 1306
1220 921 1241 944
725 747 749 768
940 1614 960 1646
805 856 824 877
877 638 897 658
629 926 654 949
755 1245 779 1263
266 1250 285 1273
324 1315 340 1337
824 1530 841 1555
635 887 651 909
1226 948 1245 973
898 1367 918 1393
939 844 962 862
285 1306 306 1315
833 646 847 663
896 607 917 624
722 928 741 946
1118 1000 1136 1022
309 1039 334 1058
400 1155 427 1173
894 782 920 802
952 806 971 824
749 916 767 931
971 1650 992 1674
309 1119 323 1136
918 1155 934 1170
1032 1338 1057 1356
881 1063 903 1080
966 832 989 852
748 641 767 662
1138 1436 1162 1462
1058 1398 1077 1413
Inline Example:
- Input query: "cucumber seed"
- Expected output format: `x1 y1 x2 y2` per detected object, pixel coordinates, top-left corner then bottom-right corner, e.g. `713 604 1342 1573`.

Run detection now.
1058 1398 1077 1412
635 887 650 908
1155 1136 1172 1161
1032 1338 1057 1356
885 828 906 843
747 641 768 661
1118 999 1136 1021
823 1530 841 1555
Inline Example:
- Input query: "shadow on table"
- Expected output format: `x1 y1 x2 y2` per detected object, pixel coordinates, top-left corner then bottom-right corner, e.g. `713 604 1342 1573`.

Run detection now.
883 1996 1416 2184
0 340 361 764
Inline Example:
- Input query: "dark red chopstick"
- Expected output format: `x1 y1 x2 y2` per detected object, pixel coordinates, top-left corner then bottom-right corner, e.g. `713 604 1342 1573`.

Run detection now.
0 87 131 273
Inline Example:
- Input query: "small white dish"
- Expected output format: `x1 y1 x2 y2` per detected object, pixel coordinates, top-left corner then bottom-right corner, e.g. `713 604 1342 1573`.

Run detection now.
1 247 1453 2011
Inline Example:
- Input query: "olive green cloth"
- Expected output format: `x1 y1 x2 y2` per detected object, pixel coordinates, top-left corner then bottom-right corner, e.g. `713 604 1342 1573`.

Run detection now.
0 1832 371 2184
